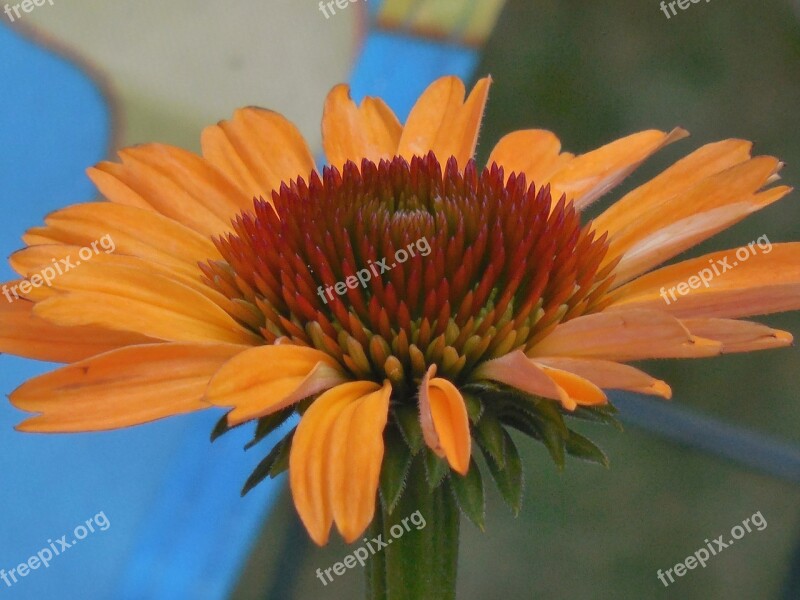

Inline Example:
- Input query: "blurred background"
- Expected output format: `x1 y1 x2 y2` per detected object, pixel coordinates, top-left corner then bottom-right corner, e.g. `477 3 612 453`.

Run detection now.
1 0 799 598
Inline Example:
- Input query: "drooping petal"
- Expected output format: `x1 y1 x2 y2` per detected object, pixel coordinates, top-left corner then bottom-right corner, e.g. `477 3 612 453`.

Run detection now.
328 381 392 542
534 357 672 398
486 129 573 185
200 107 316 202
322 84 402 169
10 343 245 432
418 365 471 475
538 364 608 410
528 309 722 360
33 262 260 346
473 351 607 411
205 344 346 426
22 202 220 278
398 76 491 167
549 128 688 210
680 318 794 353
473 350 566 402
607 243 800 319
0 296 153 363
290 380 383 546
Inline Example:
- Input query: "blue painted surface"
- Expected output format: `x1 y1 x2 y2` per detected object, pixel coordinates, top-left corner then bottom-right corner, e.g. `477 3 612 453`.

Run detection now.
115 415 291 600
0 23 282 600
349 32 479 119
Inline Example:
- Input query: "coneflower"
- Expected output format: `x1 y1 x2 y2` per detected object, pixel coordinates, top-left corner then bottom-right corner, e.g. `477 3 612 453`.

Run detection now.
2 76 797 599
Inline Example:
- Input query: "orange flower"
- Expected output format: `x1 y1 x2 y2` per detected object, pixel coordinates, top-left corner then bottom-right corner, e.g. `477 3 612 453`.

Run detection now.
3 76 797 546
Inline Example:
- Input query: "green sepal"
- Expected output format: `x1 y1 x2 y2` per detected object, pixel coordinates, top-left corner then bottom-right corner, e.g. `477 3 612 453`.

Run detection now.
536 417 566 470
461 380 506 396
493 389 540 419
569 403 624 431
475 410 506 468
463 392 484 424
296 396 315 415
241 428 295 496
210 411 239 442
448 458 485 530
481 429 524 516
565 429 610 468
424 447 450 489
393 403 424 454
380 425 414 514
243 407 294 450
532 398 569 437
498 408 541 440
500 395 568 469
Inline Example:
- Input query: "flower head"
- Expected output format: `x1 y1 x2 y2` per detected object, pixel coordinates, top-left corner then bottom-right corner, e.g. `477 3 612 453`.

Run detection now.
3 76 797 545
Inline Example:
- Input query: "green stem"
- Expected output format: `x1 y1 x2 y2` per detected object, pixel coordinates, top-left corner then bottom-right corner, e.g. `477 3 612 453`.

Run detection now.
366 456 460 600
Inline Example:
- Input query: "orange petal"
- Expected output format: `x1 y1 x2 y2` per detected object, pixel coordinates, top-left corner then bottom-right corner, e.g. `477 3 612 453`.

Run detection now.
322 84 402 169
33 262 260 346
473 351 608 411
290 380 382 546
549 128 688 210
205 344 345 426
611 186 790 285
600 155 787 284
201 107 316 203
608 243 800 319
10 342 244 432
89 153 229 237
593 139 754 239
528 309 722 360
8 246 85 302
537 365 608 410
534 357 672 399
22 202 220 278
487 129 573 186
0 295 153 363
474 350 567 402
419 365 471 474
328 381 392 543
11 244 81 279
11 245 260 327
90 143 253 235
680 318 794 353
397 76 492 167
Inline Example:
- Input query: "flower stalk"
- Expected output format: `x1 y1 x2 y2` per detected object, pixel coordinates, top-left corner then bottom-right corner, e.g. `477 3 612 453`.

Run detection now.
366 455 460 600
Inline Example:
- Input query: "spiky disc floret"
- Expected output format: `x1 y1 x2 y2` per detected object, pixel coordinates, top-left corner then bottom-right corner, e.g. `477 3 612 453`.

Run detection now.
203 153 615 397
